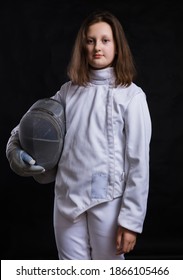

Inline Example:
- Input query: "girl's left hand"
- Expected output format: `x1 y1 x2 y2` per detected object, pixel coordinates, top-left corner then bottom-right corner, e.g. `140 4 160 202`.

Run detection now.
116 226 137 255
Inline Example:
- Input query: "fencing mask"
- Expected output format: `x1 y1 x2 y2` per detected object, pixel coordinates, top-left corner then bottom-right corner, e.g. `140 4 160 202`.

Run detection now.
19 98 65 170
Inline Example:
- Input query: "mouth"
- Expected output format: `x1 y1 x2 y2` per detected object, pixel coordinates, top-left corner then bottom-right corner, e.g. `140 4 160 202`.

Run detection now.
93 54 103 59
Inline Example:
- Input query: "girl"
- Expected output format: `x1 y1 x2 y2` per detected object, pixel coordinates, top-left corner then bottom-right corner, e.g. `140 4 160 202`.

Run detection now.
6 10 152 259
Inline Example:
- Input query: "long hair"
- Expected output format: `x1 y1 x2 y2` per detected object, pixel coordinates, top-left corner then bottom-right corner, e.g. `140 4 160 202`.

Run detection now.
67 10 136 86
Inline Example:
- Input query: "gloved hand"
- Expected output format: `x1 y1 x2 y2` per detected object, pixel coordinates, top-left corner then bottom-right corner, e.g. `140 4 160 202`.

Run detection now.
6 127 45 177
9 148 45 177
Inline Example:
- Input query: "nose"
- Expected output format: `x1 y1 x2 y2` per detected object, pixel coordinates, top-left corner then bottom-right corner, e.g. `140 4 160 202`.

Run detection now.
94 40 101 52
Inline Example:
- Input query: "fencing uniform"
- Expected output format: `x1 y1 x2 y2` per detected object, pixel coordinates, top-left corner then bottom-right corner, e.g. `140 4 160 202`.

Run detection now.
54 196 125 259
6 66 151 259
33 67 152 259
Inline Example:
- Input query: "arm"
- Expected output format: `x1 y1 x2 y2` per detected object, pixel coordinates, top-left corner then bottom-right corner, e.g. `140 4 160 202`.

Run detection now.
6 126 57 183
6 126 45 177
118 92 152 234
116 226 137 255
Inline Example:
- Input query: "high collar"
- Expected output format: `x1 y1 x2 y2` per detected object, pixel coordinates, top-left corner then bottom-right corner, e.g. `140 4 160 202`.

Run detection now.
89 67 116 85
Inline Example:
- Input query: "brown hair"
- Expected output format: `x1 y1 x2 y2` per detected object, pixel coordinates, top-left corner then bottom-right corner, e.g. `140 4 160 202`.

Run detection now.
67 10 136 86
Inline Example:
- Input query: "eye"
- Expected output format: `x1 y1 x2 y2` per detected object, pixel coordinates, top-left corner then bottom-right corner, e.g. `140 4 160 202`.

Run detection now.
86 38 94 44
102 38 110 43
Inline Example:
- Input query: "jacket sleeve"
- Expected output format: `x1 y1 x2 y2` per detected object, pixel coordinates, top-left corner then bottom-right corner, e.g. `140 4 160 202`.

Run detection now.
6 125 57 184
117 91 152 233
6 125 20 161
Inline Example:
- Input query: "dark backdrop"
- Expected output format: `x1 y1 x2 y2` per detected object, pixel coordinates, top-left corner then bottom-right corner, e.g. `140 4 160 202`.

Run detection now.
1 0 183 260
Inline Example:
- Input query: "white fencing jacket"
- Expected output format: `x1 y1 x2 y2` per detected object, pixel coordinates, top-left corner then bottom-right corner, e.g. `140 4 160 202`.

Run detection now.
38 67 152 233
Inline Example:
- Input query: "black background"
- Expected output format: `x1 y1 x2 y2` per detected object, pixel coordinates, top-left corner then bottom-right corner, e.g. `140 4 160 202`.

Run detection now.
1 0 183 259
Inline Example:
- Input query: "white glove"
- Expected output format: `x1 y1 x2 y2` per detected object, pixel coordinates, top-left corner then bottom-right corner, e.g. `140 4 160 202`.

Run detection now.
6 128 45 177
10 148 45 176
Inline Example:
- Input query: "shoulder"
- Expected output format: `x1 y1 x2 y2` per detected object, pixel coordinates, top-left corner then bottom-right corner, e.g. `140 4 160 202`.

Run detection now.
51 81 73 103
59 80 73 92
119 82 145 96
115 82 146 103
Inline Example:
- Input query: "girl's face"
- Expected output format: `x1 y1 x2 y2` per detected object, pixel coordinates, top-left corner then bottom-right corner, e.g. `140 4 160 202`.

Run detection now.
85 21 116 69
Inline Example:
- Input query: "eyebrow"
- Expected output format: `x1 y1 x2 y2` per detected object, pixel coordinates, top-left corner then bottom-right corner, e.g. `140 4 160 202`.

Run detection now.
87 34 112 38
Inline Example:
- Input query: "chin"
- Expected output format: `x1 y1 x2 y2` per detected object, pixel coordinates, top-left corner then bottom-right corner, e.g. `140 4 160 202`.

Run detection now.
90 65 108 70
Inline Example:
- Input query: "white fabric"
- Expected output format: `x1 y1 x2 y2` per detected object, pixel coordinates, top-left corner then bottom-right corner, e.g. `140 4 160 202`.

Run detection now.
54 197 125 260
51 67 152 233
